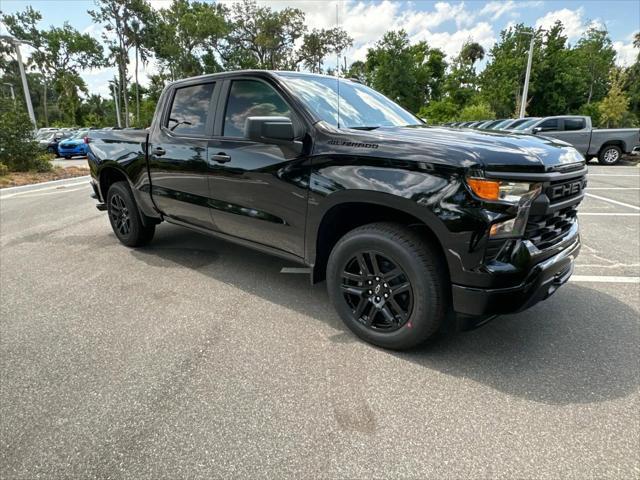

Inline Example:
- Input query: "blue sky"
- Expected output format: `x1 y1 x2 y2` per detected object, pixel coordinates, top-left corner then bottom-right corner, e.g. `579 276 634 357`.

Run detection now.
1 0 639 97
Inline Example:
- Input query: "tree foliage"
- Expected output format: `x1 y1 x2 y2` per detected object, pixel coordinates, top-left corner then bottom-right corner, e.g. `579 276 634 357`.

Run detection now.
364 30 446 113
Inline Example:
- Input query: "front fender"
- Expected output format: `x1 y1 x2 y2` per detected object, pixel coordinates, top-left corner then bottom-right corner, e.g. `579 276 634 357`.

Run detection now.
305 157 487 284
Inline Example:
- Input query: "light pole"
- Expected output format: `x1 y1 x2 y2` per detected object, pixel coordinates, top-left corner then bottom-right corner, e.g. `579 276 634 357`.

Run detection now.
0 35 37 128
3 82 16 104
519 31 535 119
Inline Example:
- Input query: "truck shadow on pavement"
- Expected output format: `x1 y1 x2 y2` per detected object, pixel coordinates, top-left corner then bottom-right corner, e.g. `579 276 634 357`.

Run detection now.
131 225 639 407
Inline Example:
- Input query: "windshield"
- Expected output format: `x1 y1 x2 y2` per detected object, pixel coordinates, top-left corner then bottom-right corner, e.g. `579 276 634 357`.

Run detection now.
492 120 514 130
513 118 540 130
278 73 420 129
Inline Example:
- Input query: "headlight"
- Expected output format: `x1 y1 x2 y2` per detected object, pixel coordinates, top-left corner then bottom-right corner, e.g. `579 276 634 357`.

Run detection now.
466 177 542 238
466 178 541 203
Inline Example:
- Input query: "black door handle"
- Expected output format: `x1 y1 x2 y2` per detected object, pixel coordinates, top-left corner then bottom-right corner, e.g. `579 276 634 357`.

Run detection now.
211 152 231 163
152 147 166 157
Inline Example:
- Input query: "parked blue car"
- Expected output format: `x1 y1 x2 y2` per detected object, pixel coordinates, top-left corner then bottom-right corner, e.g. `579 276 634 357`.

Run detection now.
57 130 89 159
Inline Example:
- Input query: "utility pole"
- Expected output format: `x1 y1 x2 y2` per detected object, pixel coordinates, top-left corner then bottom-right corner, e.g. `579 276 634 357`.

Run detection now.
111 79 122 128
1 35 37 128
519 32 535 118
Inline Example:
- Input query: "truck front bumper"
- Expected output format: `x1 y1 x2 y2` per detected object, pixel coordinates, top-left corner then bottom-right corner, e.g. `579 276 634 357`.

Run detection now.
451 234 580 316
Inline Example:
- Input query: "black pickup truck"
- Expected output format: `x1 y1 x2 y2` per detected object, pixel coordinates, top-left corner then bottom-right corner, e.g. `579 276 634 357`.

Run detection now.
87 70 586 350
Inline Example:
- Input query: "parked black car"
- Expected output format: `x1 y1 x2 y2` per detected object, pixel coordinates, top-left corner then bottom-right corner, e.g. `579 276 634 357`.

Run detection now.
87 71 586 350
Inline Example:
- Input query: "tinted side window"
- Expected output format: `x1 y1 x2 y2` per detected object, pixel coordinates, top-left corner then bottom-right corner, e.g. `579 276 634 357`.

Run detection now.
538 118 559 131
223 80 291 137
564 118 585 130
166 83 215 136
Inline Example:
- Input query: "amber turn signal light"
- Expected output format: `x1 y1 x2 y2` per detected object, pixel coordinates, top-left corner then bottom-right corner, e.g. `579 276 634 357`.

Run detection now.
466 178 500 201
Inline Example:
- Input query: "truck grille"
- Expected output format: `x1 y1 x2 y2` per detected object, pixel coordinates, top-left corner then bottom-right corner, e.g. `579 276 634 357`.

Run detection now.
525 205 578 250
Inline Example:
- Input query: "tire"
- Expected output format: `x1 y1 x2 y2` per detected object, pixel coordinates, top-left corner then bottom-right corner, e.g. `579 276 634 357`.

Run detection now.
326 222 448 350
106 181 155 247
64 156 71 160
598 145 622 165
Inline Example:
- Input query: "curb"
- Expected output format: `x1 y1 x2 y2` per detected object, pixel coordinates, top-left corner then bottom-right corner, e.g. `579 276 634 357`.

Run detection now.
0 175 91 195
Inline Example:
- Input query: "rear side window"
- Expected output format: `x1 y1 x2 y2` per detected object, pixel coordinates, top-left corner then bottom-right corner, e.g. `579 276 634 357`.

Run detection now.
223 80 291 138
166 83 215 136
538 118 559 131
564 118 585 130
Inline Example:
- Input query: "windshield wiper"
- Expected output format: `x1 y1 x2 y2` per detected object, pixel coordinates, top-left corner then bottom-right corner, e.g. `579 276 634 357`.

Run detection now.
348 126 380 131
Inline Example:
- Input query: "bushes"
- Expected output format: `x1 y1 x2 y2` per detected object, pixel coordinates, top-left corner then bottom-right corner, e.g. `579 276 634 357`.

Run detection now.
0 99 52 172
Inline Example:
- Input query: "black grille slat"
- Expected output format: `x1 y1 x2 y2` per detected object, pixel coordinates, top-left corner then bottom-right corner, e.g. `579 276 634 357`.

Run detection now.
525 206 578 250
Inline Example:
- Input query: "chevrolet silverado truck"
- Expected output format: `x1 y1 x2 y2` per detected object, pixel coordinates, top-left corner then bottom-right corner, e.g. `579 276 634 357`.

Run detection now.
516 115 640 165
87 71 586 350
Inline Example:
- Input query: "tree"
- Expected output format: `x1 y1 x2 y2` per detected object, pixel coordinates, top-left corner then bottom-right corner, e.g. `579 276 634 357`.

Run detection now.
573 27 616 105
364 30 446 113
528 21 577 116
0 98 52 172
599 68 630 127
480 24 543 117
444 41 485 109
222 0 305 70
459 41 485 65
458 102 495 121
623 32 640 123
89 0 139 127
298 28 353 73
345 60 367 83
2 7 104 125
148 0 228 80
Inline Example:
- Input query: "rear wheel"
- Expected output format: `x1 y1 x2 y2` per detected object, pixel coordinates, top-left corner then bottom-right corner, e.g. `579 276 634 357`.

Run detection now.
598 145 622 165
327 222 448 350
64 156 71 159
106 181 155 247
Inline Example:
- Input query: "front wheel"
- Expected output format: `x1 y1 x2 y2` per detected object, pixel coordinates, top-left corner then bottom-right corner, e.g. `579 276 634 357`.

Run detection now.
106 181 155 247
327 223 448 350
598 145 622 165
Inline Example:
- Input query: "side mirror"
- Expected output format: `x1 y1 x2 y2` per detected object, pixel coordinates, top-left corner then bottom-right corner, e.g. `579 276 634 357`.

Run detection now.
245 116 295 144
532 127 542 134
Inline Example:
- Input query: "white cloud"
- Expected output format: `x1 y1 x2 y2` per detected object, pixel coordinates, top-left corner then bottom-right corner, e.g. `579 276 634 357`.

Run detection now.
480 1 517 20
535 7 586 40
613 39 638 66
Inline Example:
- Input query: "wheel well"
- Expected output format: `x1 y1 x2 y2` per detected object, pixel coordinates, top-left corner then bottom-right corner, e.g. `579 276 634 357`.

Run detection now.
599 140 625 154
99 167 128 202
312 202 448 283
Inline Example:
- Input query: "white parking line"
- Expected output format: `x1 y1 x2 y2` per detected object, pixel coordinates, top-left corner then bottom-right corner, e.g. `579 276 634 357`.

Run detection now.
584 192 640 211
586 187 640 190
571 275 640 283
579 213 640 216
587 174 640 177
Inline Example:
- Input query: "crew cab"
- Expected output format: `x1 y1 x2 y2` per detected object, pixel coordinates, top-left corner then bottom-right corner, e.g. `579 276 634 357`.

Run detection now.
516 115 639 165
87 71 587 350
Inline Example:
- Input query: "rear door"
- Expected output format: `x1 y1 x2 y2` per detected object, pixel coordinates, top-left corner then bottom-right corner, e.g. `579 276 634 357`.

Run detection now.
147 80 219 229
204 76 309 257
543 117 590 155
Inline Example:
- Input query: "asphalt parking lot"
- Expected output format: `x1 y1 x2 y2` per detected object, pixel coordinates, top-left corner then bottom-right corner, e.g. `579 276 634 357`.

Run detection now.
1 163 638 479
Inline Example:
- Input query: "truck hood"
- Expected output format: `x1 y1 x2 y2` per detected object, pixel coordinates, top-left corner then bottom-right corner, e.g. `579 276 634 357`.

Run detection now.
325 124 585 172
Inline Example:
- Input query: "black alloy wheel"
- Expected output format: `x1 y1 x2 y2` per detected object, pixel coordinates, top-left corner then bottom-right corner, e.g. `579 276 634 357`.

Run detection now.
327 222 448 350
109 192 131 236
106 181 155 247
341 251 413 332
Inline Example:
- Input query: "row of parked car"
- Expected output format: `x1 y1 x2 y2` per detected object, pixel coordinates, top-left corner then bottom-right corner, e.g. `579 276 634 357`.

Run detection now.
35 126 144 158
442 115 640 165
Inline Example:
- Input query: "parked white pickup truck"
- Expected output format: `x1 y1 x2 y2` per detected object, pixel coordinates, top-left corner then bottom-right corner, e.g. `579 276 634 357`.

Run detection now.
517 116 640 165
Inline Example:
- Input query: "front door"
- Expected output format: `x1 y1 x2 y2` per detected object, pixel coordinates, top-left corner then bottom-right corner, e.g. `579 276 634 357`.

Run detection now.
205 78 309 258
147 80 218 228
